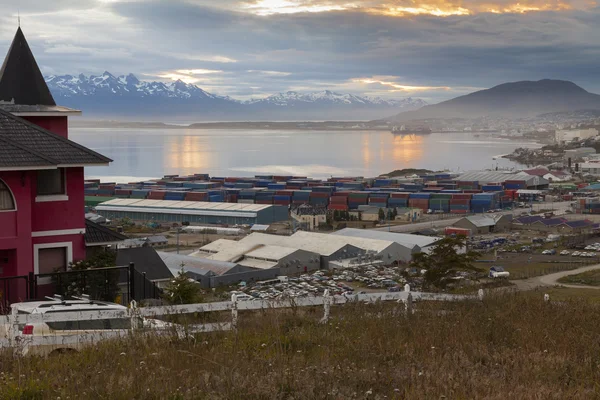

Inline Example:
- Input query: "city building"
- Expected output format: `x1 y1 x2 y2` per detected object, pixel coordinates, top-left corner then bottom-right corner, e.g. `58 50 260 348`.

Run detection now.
543 171 572 182
579 162 600 176
84 219 127 257
96 199 289 226
0 28 111 280
564 148 597 162
555 128 598 144
455 171 549 189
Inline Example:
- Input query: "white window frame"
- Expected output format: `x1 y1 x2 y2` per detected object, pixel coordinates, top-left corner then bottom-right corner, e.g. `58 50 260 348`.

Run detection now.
33 242 73 284
0 178 17 212
35 168 68 202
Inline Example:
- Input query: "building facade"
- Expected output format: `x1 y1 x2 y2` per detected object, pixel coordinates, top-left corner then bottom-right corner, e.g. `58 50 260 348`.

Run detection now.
0 28 111 282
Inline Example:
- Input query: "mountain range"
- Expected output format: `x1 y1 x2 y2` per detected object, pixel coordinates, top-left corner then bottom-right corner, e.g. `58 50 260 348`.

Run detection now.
390 79 600 122
45 72 427 121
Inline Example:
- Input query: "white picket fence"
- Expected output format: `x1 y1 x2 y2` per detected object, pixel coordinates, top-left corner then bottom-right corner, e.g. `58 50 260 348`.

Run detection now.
0 288 480 354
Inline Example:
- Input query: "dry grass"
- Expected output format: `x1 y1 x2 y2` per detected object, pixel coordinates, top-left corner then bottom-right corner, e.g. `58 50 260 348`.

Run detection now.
558 270 600 286
3 294 600 399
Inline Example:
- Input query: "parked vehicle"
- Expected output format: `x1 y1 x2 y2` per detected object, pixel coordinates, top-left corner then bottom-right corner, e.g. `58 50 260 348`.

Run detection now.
8 297 174 356
560 250 570 256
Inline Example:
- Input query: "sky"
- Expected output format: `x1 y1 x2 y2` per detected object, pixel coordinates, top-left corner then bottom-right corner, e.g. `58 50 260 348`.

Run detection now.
0 0 599 103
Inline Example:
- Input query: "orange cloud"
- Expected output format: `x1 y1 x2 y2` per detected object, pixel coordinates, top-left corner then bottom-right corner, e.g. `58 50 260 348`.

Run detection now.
242 0 593 17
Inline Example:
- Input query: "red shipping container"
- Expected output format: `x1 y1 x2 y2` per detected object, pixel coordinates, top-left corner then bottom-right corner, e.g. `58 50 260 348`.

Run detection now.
332 191 353 197
450 209 469 214
451 194 472 200
115 189 132 195
330 196 348 204
449 199 470 205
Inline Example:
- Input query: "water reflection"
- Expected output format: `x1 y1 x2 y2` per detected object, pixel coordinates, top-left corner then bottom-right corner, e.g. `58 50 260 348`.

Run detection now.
167 134 211 175
392 134 425 164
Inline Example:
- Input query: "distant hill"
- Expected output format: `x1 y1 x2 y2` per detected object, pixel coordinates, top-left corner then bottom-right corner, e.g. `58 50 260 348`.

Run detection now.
390 79 600 121
45 72 427 121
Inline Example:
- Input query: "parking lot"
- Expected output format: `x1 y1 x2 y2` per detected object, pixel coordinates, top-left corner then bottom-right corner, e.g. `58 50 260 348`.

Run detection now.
229 262 423 301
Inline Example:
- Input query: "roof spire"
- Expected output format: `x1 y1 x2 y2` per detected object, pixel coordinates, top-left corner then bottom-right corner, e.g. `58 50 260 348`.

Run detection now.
0 27 55 106
17 10 20 27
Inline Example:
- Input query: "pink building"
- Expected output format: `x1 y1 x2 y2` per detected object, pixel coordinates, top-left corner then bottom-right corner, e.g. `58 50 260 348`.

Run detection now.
0 28 111 281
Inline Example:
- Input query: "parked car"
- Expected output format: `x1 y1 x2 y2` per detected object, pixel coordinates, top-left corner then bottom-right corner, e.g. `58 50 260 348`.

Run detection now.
560 250 570 256
9 297 174 356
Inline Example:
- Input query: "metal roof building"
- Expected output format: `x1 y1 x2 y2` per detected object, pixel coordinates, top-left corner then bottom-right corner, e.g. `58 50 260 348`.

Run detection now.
331 228 439 254
96 199 289 226
456 171 549 187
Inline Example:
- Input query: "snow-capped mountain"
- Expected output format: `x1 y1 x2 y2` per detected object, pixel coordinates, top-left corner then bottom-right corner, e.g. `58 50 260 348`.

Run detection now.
44 72 427 121
244 90 427 109
46 71 223 100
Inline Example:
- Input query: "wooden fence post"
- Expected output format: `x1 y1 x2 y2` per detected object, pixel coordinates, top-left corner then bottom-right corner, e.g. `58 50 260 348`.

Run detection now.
405 292 413 315
320 290 331 324
231 294 238 330
478 289 484 301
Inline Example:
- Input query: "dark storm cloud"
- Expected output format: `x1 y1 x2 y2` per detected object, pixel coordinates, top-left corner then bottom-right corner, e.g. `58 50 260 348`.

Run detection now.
0 0 599 102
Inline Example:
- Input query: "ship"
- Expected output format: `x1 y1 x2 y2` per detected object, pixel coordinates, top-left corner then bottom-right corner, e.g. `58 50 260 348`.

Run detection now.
391 125 432 135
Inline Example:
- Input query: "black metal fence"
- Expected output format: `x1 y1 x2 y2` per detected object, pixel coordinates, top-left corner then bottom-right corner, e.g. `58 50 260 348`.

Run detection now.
0 264 162 313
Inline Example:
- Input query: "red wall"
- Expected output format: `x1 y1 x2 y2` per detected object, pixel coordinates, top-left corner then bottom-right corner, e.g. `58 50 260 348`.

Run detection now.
0 171 33 277
21 116 68 138
31 167 85 233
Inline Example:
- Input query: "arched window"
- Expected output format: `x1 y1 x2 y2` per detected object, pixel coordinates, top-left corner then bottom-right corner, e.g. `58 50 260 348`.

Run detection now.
0 180 15 210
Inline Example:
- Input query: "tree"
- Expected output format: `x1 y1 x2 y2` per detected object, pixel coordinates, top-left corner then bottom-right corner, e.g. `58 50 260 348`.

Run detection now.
333 210 340 221
162 267 204 305
53 250 120 302
387 209 394 221
411 237 482 290
392 208 398 219
378 208 386 221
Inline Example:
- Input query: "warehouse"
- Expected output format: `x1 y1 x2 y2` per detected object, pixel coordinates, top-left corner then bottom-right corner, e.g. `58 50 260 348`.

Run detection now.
193 239 321 274
455 171 549 189
236 231 415 267
96 199 289 226
453 215 513 234
331 228 440 254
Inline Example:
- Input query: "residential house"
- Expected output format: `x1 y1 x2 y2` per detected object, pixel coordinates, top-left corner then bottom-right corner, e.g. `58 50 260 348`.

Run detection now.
0 28 111 284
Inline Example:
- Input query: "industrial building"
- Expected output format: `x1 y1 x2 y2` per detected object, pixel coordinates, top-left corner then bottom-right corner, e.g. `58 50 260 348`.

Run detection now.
555 128 598 144
193 238 321 275
452 215 513 234
95 199 289 226
455 171 549 189
197 231 418 270
331 228 440 254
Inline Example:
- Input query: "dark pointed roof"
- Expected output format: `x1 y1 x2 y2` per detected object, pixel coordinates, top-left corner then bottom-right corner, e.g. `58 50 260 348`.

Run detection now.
0 27 56 106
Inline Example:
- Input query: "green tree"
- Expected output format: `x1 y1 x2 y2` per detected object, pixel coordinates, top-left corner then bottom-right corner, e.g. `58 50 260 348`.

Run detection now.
387 209 394 220
53 250 120 302
333 210 340 221
378 208 386 221
392 208 398 219
162 268 204 305
411 237 482 290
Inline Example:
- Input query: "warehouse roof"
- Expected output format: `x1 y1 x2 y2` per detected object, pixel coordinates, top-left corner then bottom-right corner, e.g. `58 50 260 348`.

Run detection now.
159 252 239 276
456 171 542 186
238 258 279 270
462 215 497 228
331 228 436 250
244 245 301 261
238 232 361 257
97 198 275 218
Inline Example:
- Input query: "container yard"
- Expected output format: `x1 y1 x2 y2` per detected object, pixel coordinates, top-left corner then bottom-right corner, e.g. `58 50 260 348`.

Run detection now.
84 170 555 223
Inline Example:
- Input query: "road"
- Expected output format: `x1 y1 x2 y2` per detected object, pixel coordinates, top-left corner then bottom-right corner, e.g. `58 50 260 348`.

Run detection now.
511 264 600 291
373 201 573 233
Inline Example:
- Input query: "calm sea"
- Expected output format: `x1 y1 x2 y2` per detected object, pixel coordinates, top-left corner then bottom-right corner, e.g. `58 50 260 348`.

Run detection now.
69 128 541 181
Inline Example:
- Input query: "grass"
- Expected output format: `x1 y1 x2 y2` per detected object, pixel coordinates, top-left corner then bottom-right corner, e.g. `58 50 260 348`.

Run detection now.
5 294 600 398
505 262 583 279
523 287 600 302
558 270 600 286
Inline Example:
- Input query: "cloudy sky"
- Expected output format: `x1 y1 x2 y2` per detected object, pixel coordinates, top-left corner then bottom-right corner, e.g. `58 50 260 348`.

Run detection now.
0 0 598 102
